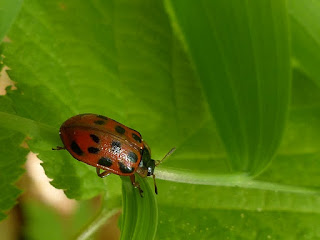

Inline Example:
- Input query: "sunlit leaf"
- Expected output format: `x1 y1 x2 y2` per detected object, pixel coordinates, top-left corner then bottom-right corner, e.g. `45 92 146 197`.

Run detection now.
0 0 22 42
165 0 291 175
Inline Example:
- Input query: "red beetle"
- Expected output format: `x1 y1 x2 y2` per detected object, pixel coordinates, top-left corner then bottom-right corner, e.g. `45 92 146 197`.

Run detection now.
53 114 175 196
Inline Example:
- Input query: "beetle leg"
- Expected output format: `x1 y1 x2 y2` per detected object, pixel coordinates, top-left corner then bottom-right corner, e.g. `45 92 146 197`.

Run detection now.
130 175 143 197
96 167 112 178
52 146 65 150
153 174 158 195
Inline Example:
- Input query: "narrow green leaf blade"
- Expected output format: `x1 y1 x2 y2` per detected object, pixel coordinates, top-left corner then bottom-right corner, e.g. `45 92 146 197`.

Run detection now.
165 0 291 175
120 176 158 240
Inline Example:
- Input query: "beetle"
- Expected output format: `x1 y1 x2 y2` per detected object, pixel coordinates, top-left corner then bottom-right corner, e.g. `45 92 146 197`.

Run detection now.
53 114 175 196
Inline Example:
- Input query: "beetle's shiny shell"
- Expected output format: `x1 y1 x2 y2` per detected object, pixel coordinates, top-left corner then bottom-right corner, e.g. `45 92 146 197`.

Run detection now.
59 114 145 176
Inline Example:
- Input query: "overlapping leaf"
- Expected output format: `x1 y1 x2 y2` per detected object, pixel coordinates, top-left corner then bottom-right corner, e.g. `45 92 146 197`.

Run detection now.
165 0 291 175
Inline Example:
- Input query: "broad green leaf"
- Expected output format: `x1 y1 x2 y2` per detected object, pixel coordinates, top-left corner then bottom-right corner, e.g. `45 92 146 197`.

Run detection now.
278 68 320 155
0 4 25 221
2 0 208 198
165 0 291 175
0 0 23 42
153 60 320 240
0 129 27 220
0 97 28 220
289 0 320 87
157 205 320 239
1 0 207 238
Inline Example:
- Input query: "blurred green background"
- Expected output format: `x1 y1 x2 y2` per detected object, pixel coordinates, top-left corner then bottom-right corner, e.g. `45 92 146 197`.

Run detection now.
1 0 320 239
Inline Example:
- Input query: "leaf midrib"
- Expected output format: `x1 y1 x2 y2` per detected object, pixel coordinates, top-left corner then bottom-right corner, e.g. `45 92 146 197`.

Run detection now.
157 168 320 195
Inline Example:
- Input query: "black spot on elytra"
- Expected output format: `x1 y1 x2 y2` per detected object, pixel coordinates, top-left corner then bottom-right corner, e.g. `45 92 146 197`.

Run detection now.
94 120 105 125
97 115 108 121
132 133 141 143
98 157 113 167
127 151 138 163
111 141 121 154
71 141 83 156
118 162 134 173
115 125 125 134
90 134 100 143
88 147 99 154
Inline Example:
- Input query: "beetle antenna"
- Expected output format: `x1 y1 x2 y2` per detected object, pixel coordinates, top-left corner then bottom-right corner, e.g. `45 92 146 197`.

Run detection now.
155 147 176 166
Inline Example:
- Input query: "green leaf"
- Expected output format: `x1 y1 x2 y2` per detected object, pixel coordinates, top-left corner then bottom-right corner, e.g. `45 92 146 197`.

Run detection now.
157 205 320 239
0 130 27 221
0 7 25 218
165 0 291 175
2 0 205 238
2 0 207 200
289 0 320 87
154 61 320 240
278 68 320 156
120 176 157 240
0 98 28 221
0 0 23 42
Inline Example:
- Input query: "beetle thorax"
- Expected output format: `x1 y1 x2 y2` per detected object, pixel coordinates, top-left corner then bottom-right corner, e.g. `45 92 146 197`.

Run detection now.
139 147 155 176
